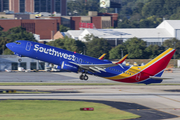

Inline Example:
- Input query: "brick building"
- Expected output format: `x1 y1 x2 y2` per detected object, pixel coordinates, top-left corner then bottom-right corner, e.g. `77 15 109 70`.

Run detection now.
0 19 58 39
0 11 118 40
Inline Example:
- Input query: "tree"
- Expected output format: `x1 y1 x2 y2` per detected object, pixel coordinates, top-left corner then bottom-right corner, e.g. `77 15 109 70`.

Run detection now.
85 37 111 59
59 25 70 32
124 37 147 59
0 26 37 55
3 49 14 55
145 45 165 59
0 26 4 31
83 34 94 42
0 37 13 55
163 38 180 58
109 44 128 59
6 26 36 42
67 0 100 16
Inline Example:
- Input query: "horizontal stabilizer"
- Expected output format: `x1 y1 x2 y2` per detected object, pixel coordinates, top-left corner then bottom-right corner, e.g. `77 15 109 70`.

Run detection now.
149 76 173 80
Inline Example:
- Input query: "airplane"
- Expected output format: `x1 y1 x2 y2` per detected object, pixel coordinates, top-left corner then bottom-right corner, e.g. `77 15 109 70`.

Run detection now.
6 40 175 84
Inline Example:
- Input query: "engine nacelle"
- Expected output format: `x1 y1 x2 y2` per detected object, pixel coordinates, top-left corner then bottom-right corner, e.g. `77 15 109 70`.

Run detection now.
56 65 61 70
61 61 79 73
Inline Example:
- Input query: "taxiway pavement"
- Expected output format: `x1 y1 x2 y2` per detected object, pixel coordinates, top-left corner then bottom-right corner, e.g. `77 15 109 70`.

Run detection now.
0 70 180 119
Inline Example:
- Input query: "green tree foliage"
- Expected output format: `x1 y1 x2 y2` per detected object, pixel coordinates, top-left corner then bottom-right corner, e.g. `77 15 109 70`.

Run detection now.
46 36 85 54
118 15 162 28
0 26 4 31
145 45 165 59
3 49 14 55
0 37 12 55
59 25 70 32
118 0 180 28
163 38 180 58
142 0 180 19
85 37 111 59
6 26 36 42
109 44 127 59
124 37 147 59
0 26 37 55
109 37 147 59
67 0 100 16
83 34 94 42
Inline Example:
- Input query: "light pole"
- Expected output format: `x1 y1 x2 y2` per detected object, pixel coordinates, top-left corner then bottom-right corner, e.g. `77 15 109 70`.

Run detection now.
83 46 85 55
121 49 123 58
2 45 4 55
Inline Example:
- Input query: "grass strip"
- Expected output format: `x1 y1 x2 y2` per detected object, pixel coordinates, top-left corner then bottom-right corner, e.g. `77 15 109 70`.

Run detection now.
0 100 140 120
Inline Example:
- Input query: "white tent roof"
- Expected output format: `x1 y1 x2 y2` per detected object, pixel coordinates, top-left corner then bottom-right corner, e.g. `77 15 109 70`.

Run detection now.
67 30 83 39
157 20 180 29
80 28 172 39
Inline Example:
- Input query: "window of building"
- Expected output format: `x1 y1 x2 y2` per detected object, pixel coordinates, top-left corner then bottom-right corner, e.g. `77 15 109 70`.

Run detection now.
41 0 47 12
20 0 25 12
0 1 1 12
3 0 9 11
61 17 70 27
47 0 51 13
147 42 162 46
55 0 61 13
34 0 40 12
31 62 37 70
20 62 26 70
39 62 45 70
11 63 18 70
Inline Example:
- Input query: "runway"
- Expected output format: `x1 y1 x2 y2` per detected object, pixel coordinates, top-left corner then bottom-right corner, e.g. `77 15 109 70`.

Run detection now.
1 70 180 120
0 69 180 83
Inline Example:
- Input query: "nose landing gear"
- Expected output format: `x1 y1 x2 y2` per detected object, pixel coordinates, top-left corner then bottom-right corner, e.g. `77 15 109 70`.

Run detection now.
80 73 89 80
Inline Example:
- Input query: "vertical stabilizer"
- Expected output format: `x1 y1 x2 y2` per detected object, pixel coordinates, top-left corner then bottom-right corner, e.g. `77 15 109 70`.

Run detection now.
141 48 175 76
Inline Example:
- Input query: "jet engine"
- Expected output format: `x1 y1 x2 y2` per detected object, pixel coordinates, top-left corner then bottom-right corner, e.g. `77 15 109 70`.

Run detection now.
61 61 79 73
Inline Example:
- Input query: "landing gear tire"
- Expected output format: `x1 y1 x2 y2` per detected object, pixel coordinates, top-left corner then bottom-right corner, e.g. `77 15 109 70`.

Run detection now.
80 75 84 80
79 74 89 81
84 75 88 80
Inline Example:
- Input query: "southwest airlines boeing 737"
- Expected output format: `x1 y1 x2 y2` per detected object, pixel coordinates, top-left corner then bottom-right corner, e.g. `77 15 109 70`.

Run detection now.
6 40 175 84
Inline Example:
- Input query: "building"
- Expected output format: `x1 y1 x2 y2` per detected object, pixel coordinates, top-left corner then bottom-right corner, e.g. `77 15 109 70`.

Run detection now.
0 11 117 41
0 0 9 12
0 18 58 40
0 55 45 71
0 0 67 15
66 20 180 46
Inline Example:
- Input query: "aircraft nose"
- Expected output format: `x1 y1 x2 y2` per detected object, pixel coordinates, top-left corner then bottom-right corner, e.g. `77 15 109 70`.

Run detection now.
6 43 13 49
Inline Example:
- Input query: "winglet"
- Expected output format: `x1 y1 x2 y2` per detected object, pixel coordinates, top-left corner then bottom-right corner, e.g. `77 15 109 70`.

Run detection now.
115 54 128 64
98 53 106 60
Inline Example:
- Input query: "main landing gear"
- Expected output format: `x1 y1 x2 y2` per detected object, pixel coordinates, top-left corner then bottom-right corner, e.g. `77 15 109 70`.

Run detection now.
80 73 89 80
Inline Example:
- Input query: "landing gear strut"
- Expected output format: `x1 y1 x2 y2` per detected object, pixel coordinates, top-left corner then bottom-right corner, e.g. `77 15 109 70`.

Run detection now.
80 73 88 80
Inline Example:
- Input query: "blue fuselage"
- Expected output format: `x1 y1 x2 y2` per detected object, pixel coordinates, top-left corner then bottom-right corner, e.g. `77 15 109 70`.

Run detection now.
6 40 129 77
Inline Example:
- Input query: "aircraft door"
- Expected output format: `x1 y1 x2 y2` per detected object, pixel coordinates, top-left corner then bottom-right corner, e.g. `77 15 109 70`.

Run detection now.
26 42 31 51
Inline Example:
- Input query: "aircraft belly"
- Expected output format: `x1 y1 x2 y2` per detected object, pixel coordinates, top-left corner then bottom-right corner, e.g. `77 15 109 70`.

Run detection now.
104 70 150 83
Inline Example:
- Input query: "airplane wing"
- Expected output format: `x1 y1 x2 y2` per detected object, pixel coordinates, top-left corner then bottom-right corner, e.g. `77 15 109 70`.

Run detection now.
69 54 128 73
98 53 106 60
69 62 118 73
149 76 173 80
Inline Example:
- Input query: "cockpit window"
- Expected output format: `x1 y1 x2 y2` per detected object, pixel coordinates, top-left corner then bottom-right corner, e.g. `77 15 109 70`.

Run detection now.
14 41 21 45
